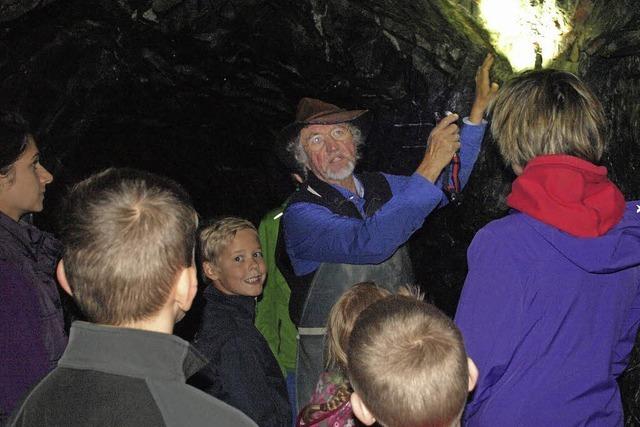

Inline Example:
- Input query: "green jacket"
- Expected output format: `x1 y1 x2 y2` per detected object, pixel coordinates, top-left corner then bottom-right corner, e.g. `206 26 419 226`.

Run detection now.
255 206 297 374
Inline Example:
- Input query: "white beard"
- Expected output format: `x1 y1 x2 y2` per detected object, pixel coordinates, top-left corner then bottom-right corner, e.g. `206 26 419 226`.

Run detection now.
325 160 355 181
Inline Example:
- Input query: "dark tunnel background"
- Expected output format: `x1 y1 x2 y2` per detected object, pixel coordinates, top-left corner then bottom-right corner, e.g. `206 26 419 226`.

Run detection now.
2 0 640 423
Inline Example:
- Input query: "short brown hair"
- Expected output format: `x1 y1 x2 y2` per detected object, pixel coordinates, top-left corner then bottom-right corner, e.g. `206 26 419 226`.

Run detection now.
59 168 197 325
490 69 606 168
198 216 256 269
325 282 391 371
348 296 468 427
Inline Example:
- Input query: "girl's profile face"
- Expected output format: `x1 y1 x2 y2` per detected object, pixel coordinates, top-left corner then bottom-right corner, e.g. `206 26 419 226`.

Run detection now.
0 135 53 221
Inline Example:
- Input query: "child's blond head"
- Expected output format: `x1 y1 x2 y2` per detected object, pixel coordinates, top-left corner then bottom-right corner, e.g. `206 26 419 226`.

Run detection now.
325 282 391 371
59 168 197 325
348 296 470 427
198 216 265 297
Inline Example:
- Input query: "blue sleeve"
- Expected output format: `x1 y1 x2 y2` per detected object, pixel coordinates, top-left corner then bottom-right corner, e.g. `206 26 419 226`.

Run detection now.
434 118 486 201
454 227 523 421
283 174 443 269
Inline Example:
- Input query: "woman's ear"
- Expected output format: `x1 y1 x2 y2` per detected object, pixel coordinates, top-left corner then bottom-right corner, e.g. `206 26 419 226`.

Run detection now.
512 163 524 176
350 392 376 426
468 357 479 392
56 259 73 296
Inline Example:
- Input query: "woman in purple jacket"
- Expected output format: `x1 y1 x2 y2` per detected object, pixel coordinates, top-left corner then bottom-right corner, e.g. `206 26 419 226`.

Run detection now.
0 112 66 422
455 70 640 426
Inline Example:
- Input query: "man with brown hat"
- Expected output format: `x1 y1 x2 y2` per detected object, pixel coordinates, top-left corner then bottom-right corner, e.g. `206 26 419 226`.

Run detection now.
276 54 498 410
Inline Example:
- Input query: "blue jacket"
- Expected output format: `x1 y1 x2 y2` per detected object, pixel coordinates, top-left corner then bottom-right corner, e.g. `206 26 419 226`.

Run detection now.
191 287 291 427
455 202 640 426
282 118 486 277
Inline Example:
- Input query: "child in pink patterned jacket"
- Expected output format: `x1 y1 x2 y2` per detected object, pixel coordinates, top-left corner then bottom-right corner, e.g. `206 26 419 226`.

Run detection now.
296 282 393 427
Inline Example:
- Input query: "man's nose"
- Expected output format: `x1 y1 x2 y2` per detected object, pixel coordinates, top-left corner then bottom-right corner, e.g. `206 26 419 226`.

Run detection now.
324 137 339 152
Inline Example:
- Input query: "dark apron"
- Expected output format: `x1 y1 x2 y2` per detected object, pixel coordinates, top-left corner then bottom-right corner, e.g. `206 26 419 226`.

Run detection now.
295 245 414 409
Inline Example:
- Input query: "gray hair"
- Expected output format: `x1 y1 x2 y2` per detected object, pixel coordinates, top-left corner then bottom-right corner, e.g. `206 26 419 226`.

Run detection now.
287 123 364 175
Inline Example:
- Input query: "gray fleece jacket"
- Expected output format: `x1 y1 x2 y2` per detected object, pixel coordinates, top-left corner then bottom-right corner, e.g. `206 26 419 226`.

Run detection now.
10 321 257 427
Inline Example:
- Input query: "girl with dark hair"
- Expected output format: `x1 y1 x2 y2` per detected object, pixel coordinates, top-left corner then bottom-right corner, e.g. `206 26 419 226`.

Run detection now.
0 112 66 422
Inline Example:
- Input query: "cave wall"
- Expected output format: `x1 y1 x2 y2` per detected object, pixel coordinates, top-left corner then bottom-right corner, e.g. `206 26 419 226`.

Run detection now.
2 0 640 422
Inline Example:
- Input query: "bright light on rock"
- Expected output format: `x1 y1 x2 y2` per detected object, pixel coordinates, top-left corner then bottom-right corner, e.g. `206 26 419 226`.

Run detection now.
479 0 570 71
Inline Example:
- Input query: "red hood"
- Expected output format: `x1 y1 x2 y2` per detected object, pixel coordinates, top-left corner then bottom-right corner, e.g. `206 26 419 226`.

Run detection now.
507 155 625 237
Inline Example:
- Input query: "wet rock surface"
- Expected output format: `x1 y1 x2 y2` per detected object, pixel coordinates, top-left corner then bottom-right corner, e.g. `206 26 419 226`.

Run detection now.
2 0 640 421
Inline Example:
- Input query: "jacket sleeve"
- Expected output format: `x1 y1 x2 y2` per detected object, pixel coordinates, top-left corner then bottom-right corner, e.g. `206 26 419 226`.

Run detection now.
434 118 485 194
454 227 524 421
283 173 443 269
0 262 50 418
217 336 291 427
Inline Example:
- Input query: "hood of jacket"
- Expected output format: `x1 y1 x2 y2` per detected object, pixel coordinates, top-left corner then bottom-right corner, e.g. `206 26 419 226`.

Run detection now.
520 202 640 274
505 154 640 273
507 155 625 238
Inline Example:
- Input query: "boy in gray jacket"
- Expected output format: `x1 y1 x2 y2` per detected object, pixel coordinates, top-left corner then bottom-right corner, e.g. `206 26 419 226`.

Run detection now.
10 168 256 427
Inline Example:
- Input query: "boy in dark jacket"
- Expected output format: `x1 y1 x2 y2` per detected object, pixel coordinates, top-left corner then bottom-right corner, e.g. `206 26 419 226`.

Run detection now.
192 216 291 427
10 168 256 427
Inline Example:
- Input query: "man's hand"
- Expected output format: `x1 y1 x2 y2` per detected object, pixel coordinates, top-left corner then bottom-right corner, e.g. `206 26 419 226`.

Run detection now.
469 53 499 124
416 113 460 183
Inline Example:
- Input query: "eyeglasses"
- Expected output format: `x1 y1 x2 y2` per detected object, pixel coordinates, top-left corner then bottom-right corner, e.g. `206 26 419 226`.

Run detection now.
303 126 352 152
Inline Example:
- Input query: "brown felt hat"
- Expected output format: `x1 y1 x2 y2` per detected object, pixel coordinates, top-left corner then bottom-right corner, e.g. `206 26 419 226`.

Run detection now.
276 98 369 171
291 97 368 125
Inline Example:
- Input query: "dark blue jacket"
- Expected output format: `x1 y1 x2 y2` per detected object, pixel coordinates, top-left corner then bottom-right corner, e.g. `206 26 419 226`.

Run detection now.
191 286 291 427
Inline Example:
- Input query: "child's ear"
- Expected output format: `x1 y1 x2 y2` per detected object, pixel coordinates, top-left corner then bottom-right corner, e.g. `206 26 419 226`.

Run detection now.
175 265 198 314
350 392 376 426
468 357 479 392
56 259 73 296
202 261 219 282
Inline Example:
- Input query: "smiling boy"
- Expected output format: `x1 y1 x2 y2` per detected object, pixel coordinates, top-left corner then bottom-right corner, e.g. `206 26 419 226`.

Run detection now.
191 217 291 427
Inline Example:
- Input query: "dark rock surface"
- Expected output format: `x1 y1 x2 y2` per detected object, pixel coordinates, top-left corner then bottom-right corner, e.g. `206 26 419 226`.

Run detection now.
1 0 640 422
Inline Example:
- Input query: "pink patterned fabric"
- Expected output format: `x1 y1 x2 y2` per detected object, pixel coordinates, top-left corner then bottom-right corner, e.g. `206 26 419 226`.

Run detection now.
296 371 356 427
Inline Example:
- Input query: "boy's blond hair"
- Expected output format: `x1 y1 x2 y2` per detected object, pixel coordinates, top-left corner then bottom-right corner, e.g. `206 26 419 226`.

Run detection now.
348 296 468 427
490 69 605 168
325 282 391 371
198 216 257 275
59 168 197 325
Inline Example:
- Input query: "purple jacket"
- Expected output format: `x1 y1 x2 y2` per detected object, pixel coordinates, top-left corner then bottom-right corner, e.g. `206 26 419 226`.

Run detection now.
0 212 66 420
455 202 640 426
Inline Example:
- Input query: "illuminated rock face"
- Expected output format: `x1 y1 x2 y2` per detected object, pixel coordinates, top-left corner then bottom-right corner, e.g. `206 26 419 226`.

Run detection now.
1 0 640 421
478 0 572 71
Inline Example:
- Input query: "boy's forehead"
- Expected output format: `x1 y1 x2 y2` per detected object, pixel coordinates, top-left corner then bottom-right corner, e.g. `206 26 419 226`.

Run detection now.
223 227 259 248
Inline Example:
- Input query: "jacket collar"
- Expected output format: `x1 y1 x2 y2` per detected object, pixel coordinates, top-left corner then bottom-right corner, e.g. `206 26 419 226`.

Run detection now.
0 211 62 266
58 321 208 381
203 286 256 319
0 211 38 257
